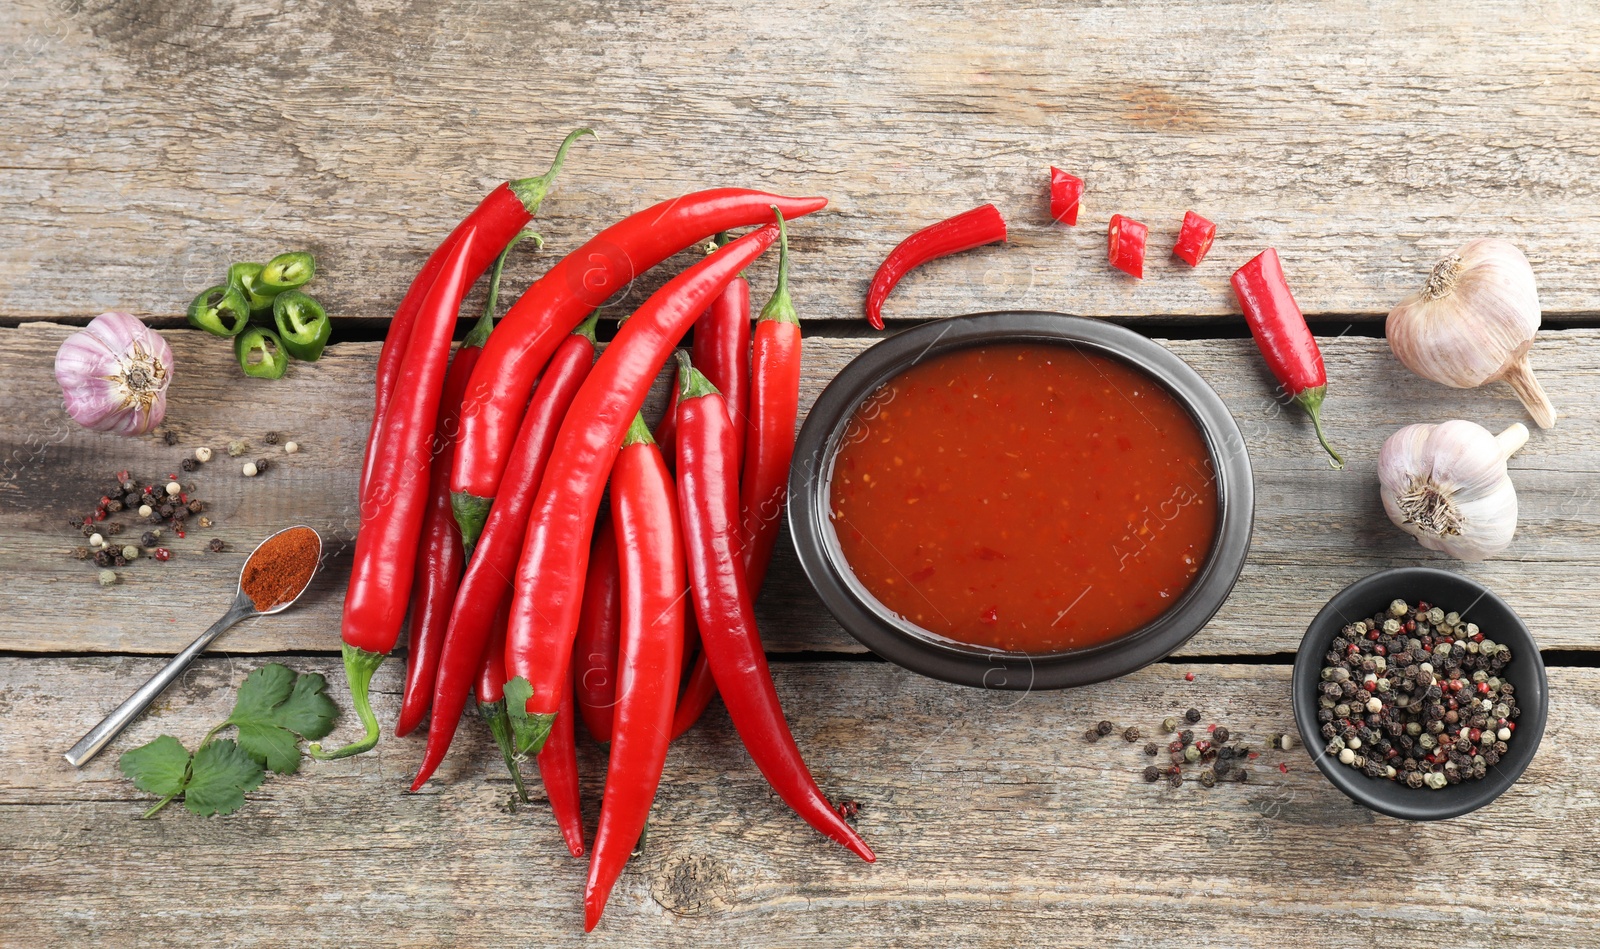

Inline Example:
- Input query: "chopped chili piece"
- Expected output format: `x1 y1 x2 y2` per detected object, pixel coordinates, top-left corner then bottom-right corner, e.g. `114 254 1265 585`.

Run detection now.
1107 214 1149 278
1173 211 1217 267
1049 167 1084 226
272 290 333 361
188 284 251 338
234 326 289 379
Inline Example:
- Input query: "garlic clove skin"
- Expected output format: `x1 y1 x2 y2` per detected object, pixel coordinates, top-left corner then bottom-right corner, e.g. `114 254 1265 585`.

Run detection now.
1386 239 1556 428
54 312 173 436
1378 420 1526 562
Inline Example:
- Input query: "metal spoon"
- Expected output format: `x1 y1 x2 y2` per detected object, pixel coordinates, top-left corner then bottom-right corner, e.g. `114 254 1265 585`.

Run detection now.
64 525 323 767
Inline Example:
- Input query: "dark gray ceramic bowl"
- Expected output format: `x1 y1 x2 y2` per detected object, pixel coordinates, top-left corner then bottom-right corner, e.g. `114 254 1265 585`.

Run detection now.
1292 567 1548 821
788 311 1254 690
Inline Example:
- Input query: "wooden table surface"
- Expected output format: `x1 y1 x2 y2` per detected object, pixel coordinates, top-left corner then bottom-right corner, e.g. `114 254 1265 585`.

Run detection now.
3 1 1599 946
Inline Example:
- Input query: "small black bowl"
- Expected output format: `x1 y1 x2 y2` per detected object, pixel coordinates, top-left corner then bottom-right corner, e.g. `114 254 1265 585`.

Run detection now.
788 311 1254 690
1292 567 1548 821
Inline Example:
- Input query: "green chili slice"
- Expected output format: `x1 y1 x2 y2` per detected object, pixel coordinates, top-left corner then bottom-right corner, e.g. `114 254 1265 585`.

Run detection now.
187 284 252 337
228 261 279 314
235 326 290 379
259 251 316 293
272 290 333 361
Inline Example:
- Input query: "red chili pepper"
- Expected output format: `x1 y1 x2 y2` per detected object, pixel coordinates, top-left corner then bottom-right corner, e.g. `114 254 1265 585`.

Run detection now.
397 233 534 738
537 678 585 858
359 129 590 507
1231 248 1344 469
691 232 751 462
584 414 685 930
503 225 782 756
408 313 597 789
673 353 874 862
673 209 801 739
475 600 530 803
572 512 622 744
1107 213 1149 278
451 191 829 544
312 224 485 761
865 204 1007 330
1049 167 1084 226
1173 211 1216 267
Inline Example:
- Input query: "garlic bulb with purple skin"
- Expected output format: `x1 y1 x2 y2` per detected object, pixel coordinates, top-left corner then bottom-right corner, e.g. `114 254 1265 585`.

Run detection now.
1378 419 1528 562
54 312 173 436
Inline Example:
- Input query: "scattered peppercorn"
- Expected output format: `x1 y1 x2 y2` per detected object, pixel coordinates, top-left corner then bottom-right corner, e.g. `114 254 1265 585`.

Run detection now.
1083 728 1100 743
1167 773 1183 789
1096 720 1114 736
1212 726 1231 744
209 538 226 552
228 440 250 457
162 430 179 446
242 462 259 477
1144 742 1159 756
1122 726 1140 743
1185 708 1201 723
264 431 281 445
105 522 124 536
73 546 89 560
98 569 118 586
254 458 271 475
1143 766 1161 783
195 446 213 463
284 440 300 454
180 458 198 472
1161 717 1179 733
152 547 171 562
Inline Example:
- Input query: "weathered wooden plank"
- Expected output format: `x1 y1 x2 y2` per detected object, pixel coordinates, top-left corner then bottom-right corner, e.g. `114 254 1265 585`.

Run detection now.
3 322 1597 656
3 0 1600 325
1 656 1593 947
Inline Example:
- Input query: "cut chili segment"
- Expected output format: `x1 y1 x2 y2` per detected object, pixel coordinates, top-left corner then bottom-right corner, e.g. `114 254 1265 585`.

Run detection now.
188 284 252 338
865 203 1007 329
1107 213 1149 279
1049 167 1084 226
1173 211 1217 267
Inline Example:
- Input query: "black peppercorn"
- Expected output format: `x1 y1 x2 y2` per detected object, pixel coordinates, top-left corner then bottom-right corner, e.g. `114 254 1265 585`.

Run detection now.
105 499 123 513
1233 769 1248 783
180 458 197 472
106 522 124 536
1179 730 1194 746
112 554 127 567
1212 726 1230 744
264 431 281 445
1167 773 1183 789
1200 770 1216 788
1143 742 1158 756
1095 720 1113 736
1143 766 1161 783
1184 708 1201 724
187 499 203 513
73 547 89 560
1083 728 1100 743
162 430 178 446
1122 726 1140 743
254 458 271 474
209 538 225 552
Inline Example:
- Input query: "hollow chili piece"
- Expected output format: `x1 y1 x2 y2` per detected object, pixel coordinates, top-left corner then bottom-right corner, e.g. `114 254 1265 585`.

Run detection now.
234 326 288 379
272 290 333 362
584 414 685 930
1049 167 1084 226
188 284 251 337
359 128 592 509
1231 247 1343 469
228 262 277 314
1173 211 1217 267
503 225 781 756
674 208 801 738
864 203 1007 330
573 513 623 744
397 234 532 738
475 600 530 803
692 232 751 461
674 354 873 861
1107 213 1149 278
451 190 829 544
311 225 484 760
409 312 598 789
259 250 316 293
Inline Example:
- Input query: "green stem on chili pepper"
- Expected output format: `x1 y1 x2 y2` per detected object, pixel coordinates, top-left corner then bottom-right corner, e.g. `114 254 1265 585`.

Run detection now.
307 644 385 759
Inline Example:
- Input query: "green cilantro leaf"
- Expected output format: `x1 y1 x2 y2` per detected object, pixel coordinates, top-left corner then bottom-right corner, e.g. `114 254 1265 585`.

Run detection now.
182 738 266 817
225 663 339 774
119 735 192 798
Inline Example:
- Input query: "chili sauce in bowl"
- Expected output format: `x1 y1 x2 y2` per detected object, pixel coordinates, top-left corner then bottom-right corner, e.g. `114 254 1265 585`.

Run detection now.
828 342 1217 653
789 312 1254 690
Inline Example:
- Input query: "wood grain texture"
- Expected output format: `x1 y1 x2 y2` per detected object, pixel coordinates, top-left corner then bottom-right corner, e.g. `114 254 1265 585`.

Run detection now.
2 656 1593 948
3 322 1596 656
2 0 1600 326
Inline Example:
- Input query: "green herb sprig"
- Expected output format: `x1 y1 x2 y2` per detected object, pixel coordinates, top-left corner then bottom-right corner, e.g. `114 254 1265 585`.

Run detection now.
118 663 338 817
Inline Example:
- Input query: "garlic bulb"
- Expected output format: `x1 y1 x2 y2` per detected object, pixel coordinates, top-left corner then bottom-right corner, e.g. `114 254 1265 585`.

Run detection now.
1378 420 1528 562
54 312 173 435
1386 239 1556 428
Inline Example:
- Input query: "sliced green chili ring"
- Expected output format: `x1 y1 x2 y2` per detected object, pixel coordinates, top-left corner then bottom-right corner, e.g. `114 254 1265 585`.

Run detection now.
187 284 252 337
272 290 333 361
235 326 290 379
259 251 316 293
228 261 280 314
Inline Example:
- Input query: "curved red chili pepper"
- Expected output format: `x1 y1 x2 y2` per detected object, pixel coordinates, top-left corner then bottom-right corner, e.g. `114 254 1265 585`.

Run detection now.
408 314 597 790
475 600 530 803
573 512 622 744
360 129 590 507
537 678 585 858
451 191 829 544
674 209 801 738
673 354 874 863
584 415 685 930
397 233 534 737
503 225 782 756
1231 248 1343 469
312 224 485 761
864 203 1007 330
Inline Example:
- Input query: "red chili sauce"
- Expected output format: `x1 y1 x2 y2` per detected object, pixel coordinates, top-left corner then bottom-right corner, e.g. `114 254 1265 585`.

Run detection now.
828 342 1217 653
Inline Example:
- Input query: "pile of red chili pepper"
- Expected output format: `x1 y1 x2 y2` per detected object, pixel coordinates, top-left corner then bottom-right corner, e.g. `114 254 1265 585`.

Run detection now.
311 130 873 930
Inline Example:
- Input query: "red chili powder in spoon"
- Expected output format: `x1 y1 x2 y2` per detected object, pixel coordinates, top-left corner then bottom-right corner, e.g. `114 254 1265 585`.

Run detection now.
241 526 320 612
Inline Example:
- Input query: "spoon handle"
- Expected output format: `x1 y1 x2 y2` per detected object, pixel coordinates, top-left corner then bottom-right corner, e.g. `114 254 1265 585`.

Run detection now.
64 596 257 768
